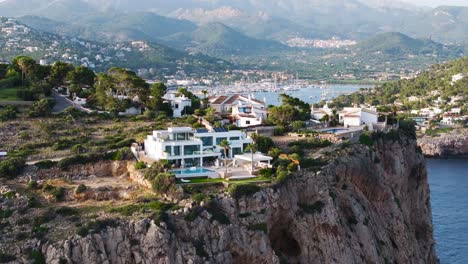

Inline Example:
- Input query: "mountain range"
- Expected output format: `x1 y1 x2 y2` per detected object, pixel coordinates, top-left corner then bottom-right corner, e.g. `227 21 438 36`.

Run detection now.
1 0 467 44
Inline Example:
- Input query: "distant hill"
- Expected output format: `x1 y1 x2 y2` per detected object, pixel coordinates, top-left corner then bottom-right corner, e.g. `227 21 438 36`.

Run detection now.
0 17 230 77
355 32 455 56
398 6 468 44
163 22 289 57
17 13 197 43
18 15 289 58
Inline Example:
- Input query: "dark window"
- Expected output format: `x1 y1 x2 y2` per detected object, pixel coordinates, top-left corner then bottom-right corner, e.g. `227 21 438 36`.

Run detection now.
200 136 213 146
176 133 187 141
184 145 200 155
230 137 240 141
216 137 228 145
174 146 180 156
165 146 171 155
246 121 251 125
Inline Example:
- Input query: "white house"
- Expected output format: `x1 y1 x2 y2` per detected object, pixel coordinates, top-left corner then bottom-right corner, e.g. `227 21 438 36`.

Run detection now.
339 107 378 130
144 127 252 167
311 103 333 121
163 93 192 118
210 94 265 114
231 100 267 127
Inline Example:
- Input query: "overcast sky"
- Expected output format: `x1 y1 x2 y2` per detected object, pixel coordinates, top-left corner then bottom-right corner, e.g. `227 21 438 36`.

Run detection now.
402 0 468 7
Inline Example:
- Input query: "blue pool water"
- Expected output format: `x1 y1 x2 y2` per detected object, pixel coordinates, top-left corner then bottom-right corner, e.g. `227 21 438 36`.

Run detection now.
171 167 213 175
322 128 348 133
428 159 468 264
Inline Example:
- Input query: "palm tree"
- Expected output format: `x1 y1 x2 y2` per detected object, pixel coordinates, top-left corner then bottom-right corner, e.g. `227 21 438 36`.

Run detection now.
245 143 258 173
219 140 230 174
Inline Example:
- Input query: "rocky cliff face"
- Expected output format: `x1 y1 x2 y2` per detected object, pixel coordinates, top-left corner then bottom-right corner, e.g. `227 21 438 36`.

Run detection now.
418 129 468 158
39 134 437 264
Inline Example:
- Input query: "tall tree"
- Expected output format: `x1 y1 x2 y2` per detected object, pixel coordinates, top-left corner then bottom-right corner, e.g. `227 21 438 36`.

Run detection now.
12 56 37 84
219 140 230 175
148 82 167 110
49 62 74 87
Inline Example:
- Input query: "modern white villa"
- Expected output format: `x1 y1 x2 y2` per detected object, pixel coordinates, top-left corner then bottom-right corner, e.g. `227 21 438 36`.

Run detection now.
339 107 379 130
163 93 192 118
143 127 253 168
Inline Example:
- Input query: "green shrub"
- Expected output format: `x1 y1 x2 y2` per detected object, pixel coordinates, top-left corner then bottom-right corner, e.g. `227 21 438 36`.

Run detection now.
28 197 42 208
28 250 45 264
238 212 252 218
0 251 16 263
135 161 146 170
191 193 206 203
42 184 66 200
35 160 57 169
359 133 374 147
258 168 274 178
77 219 119 237
55 206 79 216
194 240 208 258
75 184 87 194
298 201 325 214
247 223 268 233
0 157 25 178
206 201 230 225
0 208 13 219
228 184 261 199
150 173 176 194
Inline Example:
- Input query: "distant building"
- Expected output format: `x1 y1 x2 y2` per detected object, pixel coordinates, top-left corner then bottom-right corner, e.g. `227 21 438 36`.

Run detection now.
311 104 333 121
209 94 265 114
163 93 192 118
339 107 379 130
143 127 252 167
231 100 267 127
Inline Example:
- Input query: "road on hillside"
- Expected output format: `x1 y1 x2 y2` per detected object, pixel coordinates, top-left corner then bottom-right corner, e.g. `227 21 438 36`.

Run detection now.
52 91 73 113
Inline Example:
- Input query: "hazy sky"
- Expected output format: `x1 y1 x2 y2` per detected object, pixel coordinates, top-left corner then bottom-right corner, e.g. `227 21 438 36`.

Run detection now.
401 0 468 7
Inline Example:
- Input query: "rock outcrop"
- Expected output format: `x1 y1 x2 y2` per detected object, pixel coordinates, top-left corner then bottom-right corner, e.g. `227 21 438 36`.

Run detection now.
418 129 468 157
38 132 437 264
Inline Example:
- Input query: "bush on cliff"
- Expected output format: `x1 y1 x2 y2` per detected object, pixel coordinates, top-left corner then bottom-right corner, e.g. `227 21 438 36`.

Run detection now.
359 133 374 147
0 157 25 178
228 184 261 199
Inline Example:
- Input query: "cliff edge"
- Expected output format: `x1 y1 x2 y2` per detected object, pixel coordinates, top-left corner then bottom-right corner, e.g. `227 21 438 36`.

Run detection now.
37 131 437 264
418 128 468 158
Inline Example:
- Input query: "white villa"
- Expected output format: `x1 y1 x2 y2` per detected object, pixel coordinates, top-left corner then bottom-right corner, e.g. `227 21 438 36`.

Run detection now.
209 94 266 114
231 100 267 127
311 103 333 121
163 93 192 118
339 107 379 130
143 127 252 167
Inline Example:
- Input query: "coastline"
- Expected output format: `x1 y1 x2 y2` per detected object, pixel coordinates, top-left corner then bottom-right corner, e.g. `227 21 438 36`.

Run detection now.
418 128 468 158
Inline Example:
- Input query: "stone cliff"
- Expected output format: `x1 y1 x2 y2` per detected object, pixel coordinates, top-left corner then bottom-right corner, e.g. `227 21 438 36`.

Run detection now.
38 132 437 264
418 128 468 158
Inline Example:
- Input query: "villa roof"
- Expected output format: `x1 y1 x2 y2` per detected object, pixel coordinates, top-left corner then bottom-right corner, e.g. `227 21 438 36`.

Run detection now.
224 95 240 104
211 96 228 104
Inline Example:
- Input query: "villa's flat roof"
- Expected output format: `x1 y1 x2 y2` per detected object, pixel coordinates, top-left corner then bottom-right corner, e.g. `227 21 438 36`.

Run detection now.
235 153 273 162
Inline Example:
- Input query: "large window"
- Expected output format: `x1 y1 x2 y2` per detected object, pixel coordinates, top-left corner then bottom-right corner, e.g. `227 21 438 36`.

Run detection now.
184 145 200 155
176 133 188 141
165 146 171 155
200 136 213 147
216 137 227 145
173 146 180 156
229 137 240 141
232 147 242 155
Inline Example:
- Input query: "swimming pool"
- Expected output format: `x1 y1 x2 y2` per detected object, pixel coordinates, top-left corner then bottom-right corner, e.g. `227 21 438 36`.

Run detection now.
171 167 216 178
322 128 348 133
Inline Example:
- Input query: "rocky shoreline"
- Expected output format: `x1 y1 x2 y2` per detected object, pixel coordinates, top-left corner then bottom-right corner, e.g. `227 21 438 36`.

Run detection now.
418 129 468 158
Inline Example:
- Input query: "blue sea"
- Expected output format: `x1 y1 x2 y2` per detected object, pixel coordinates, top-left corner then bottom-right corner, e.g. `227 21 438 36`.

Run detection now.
428 159 468 264
253 84 372 106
